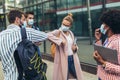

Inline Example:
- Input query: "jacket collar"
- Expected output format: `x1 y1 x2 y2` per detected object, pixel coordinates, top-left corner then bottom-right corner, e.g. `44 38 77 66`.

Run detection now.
59 29 74 41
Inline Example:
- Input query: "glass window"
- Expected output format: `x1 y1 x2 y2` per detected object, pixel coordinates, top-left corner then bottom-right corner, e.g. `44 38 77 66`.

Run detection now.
57 0 67 10
90 0 101 4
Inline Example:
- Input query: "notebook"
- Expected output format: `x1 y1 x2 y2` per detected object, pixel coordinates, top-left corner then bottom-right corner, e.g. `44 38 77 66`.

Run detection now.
94 44 118 64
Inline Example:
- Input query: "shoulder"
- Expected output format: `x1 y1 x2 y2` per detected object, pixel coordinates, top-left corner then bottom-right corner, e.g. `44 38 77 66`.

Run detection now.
50 29 60 33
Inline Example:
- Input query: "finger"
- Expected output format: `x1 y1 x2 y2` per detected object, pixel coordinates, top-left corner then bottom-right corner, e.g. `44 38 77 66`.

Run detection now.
95 28 100 32
95 32 100 34
93 52 97 57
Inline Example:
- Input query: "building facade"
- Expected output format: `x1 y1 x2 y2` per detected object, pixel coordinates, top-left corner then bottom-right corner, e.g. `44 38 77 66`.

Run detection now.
0 0 120 36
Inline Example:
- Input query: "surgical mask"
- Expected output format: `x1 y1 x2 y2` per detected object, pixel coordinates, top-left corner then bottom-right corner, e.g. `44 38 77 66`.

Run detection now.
28 19 34 26
22 21 27 28
60 25 70 31
100 24 107 34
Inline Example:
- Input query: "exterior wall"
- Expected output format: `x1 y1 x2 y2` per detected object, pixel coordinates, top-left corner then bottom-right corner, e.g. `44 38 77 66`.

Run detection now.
0 0 120 34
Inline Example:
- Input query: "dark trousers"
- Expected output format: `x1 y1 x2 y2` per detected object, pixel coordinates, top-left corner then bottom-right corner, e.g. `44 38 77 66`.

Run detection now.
67 55 77 80
98 78 101 80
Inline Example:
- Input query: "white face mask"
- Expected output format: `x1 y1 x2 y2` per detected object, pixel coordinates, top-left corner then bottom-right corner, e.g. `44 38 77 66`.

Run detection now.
22 21 27 28
100 24 107 34
60 25 70 31
28 19 34 26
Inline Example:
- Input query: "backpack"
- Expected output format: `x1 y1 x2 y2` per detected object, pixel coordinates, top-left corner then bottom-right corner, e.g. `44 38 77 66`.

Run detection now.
50 30 61 58
14 28 47 80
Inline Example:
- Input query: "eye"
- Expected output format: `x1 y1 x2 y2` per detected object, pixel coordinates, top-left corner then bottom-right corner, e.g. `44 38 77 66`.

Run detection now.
62 24 69 26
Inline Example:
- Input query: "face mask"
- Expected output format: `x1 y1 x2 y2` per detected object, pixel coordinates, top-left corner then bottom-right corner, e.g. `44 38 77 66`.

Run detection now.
22 21 27 28
60 25 70 31
100 24 107 34
28 19 34 26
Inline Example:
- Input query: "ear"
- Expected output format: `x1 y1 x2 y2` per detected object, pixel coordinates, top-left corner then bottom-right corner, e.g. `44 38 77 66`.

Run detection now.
105 24 110 30
15 17 19 22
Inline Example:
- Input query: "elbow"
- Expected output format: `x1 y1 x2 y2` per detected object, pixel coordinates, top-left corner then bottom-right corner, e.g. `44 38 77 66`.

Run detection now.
45 34 48 39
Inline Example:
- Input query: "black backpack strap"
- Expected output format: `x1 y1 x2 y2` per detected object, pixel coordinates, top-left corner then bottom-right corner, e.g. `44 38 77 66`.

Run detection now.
21 28 27 40
14 28 27 80
14 50 24 80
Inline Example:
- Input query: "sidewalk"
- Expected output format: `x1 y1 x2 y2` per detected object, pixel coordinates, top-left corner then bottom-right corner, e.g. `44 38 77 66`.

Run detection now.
0 60 97 80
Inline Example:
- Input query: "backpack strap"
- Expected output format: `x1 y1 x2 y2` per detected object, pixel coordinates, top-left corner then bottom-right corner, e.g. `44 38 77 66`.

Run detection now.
21 28 27 40
14 28 27 80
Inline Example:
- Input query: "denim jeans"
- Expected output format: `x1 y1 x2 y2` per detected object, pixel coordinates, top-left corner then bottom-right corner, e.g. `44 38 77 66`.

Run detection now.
37 46 41 56
98 78 101 80
67 55 77 80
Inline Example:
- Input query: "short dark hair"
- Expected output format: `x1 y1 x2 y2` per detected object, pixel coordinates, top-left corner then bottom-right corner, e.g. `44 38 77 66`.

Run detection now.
7 10 24 23
100 9 120 34
25 11 34 18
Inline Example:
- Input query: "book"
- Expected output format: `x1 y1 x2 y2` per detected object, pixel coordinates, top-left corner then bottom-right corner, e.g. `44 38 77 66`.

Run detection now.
94 44 118 64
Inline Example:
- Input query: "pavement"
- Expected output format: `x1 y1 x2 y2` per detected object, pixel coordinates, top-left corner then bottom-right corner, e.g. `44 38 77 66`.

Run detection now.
0 60 97 80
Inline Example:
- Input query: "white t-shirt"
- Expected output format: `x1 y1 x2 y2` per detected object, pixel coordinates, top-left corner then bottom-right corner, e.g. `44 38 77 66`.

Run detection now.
65 34 73 55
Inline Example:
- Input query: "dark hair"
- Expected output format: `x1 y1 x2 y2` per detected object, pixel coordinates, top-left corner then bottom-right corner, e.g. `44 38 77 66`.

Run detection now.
7 10 23 23
100 9 120 34
25 11 34 18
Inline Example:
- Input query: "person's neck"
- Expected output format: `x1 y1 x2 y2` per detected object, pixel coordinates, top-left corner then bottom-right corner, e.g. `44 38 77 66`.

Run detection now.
107 31 114 38
63 31 69 35
13 22 19 26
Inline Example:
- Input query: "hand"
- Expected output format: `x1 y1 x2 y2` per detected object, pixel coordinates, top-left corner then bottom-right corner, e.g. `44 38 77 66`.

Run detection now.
61 39 66 46
93 51 106 65
61 37 66 46
34 42 42 46
95 28 102 41
72 44 77 53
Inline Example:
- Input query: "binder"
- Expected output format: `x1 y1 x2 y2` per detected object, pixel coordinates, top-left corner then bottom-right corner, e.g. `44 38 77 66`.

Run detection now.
94 44 118 64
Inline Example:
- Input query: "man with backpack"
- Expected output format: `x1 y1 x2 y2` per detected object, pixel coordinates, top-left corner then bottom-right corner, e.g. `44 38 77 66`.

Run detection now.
0 10 47 80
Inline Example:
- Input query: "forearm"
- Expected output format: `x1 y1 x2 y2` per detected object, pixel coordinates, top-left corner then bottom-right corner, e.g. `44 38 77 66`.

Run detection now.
47 31 63 46
26 28 47 42
95 40 102 46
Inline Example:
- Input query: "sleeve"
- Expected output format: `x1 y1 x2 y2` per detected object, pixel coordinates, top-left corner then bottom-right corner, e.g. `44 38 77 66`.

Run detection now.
104 40 120 74
104 62 120 74
47 30 63 46
72 32 79 51
26 28 47 42
95 40 102 46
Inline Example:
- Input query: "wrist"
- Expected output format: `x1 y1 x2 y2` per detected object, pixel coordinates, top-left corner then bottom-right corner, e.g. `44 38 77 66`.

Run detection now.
101 61 106 68
96 39 100 41
102 63 106 68
95 39 101 43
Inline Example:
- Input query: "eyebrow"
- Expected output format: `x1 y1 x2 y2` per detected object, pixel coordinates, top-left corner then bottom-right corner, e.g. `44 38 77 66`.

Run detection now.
63 23 70 26
29 17 34 19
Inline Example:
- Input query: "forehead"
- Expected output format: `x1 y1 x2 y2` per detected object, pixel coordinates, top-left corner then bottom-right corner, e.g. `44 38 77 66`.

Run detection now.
27 14 34 18
62 19 71 26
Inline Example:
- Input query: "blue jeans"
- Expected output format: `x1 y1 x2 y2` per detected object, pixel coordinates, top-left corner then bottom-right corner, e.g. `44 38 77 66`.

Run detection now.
37 46 41 56
98 78 101 80
35 46 41 56
67 55 77 80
